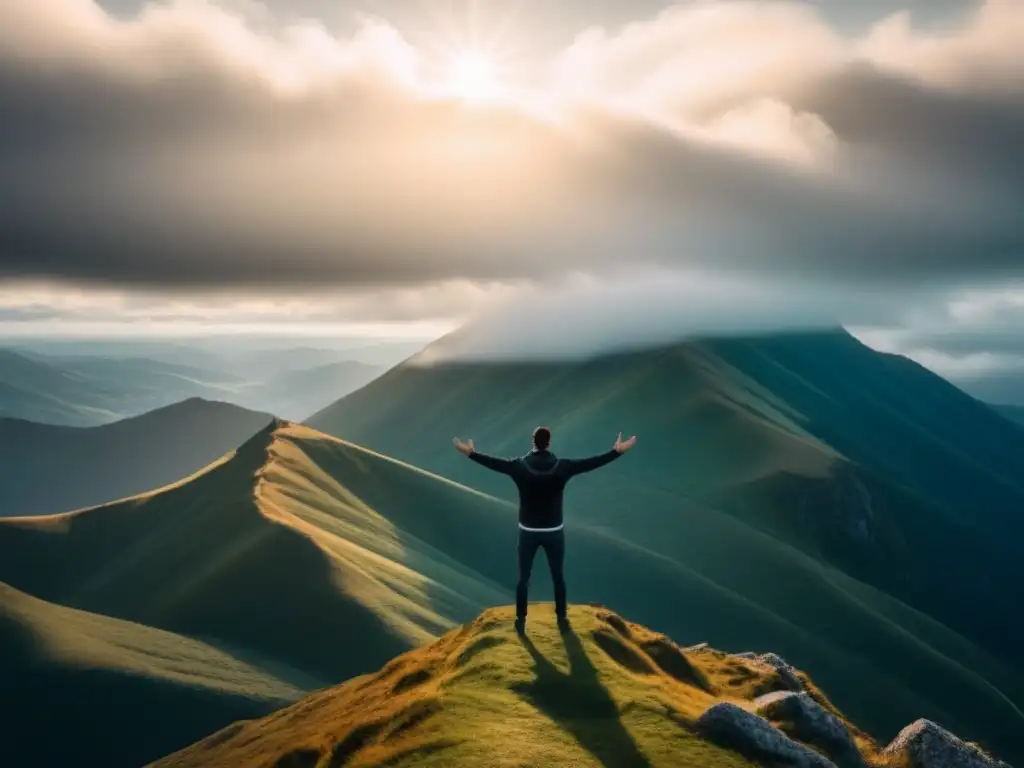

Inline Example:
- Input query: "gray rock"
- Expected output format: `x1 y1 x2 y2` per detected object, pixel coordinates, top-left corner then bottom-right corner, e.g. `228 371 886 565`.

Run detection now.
758 652 791 668
883 720 1011 768
685 642 709 652
757 652 806 691
755 691 864 768
697 702 838 768
731 651 760 660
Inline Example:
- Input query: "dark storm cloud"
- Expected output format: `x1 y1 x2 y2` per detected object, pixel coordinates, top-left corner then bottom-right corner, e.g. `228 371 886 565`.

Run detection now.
799 62 1024 191
0 1 1022 291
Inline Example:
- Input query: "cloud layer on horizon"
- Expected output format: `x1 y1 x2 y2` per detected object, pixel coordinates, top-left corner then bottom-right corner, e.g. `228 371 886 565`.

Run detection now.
0 0 1022 295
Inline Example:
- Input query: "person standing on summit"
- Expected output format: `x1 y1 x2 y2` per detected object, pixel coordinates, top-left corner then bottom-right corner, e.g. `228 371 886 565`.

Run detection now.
453 427 637 634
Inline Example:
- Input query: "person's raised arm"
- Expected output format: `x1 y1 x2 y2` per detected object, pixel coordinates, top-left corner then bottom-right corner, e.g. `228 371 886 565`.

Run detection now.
453 438 517 475
564 432 637 477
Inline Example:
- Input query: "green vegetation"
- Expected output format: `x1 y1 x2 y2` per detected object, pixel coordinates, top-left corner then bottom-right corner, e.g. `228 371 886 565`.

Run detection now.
156 605 892 768
1 421 1021 765
0 581 306 767
306 330 1024 666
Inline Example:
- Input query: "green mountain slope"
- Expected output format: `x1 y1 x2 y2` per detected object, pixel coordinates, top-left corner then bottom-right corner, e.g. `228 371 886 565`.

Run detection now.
306 330 1024 663
1 423 1021 764
0 398 274 516
0 581 306 768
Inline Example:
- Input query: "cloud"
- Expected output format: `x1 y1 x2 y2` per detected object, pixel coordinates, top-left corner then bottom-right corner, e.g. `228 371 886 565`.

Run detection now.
0 0 1022 296
0 279 489 337
863 289 1024 354
410 267 948 363
849 286 1024 395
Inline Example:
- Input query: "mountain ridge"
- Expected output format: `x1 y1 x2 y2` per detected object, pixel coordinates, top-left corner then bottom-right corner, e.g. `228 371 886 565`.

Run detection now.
0 398 275 516
306 328 1024 663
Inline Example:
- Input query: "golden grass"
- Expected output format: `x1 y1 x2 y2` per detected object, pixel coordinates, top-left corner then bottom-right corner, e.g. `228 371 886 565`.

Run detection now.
155 604 884 768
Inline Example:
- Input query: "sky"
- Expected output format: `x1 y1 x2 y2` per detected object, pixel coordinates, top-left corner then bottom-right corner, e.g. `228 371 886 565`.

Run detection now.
1 0 1023 389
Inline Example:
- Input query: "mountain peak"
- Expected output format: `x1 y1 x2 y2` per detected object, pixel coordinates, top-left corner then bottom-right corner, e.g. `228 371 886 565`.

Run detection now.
154 604 1009 768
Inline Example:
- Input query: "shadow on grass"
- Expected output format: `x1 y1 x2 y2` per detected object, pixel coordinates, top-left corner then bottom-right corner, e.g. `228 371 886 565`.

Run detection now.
512 629 653 768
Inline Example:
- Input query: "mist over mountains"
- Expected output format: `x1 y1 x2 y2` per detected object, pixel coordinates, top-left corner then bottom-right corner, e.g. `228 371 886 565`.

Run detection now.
0 339 420 425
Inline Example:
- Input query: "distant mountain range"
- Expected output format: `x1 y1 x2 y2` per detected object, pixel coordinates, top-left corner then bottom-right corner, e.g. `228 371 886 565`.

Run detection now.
229 360 385 419
10 338 426 368
0 348 241 426
0 344 397 424
1 420 1021 766
308 329 1024 666
0 398 273 516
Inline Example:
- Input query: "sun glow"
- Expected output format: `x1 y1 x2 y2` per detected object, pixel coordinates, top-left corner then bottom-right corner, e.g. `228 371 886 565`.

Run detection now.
447 51 502 102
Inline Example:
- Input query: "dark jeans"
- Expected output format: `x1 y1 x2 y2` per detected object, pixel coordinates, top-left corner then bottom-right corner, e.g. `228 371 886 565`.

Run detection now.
517 528 566 620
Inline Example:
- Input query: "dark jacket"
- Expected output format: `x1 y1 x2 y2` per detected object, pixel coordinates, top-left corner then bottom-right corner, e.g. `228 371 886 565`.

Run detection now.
468 448 621 529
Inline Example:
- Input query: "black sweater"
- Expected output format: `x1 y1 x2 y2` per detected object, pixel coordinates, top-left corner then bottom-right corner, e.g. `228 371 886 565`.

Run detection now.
468 448 621 529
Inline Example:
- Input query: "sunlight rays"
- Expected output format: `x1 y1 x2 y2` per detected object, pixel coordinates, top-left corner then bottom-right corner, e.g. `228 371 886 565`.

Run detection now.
411 0 525 103
445 50 501 101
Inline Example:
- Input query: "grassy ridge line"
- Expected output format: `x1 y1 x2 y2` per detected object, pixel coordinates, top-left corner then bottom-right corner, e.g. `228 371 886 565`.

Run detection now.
0 399 274 517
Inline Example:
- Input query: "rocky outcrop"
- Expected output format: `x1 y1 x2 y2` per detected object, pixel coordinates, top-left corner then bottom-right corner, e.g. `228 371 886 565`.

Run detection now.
715 652 1016 768
730 651 805 691
883 720 1011 768
755 691 863 768
758 652 806 691
697 702 838 768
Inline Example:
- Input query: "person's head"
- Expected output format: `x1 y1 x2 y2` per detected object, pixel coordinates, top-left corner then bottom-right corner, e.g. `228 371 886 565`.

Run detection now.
532 426 551 452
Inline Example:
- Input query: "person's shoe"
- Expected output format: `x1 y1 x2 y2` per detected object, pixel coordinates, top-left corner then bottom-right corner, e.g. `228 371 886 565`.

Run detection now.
557 616 572 634
514 618 526 636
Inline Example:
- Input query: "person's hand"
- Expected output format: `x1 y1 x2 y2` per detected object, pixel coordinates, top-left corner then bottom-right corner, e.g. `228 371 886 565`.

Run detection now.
453 437 475 456
613 432 637 454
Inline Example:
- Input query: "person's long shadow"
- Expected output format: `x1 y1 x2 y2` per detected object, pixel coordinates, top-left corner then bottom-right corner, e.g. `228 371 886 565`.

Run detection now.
512 629 653 768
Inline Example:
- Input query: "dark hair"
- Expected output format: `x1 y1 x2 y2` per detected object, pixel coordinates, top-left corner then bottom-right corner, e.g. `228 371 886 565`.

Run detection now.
532 426 551 451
